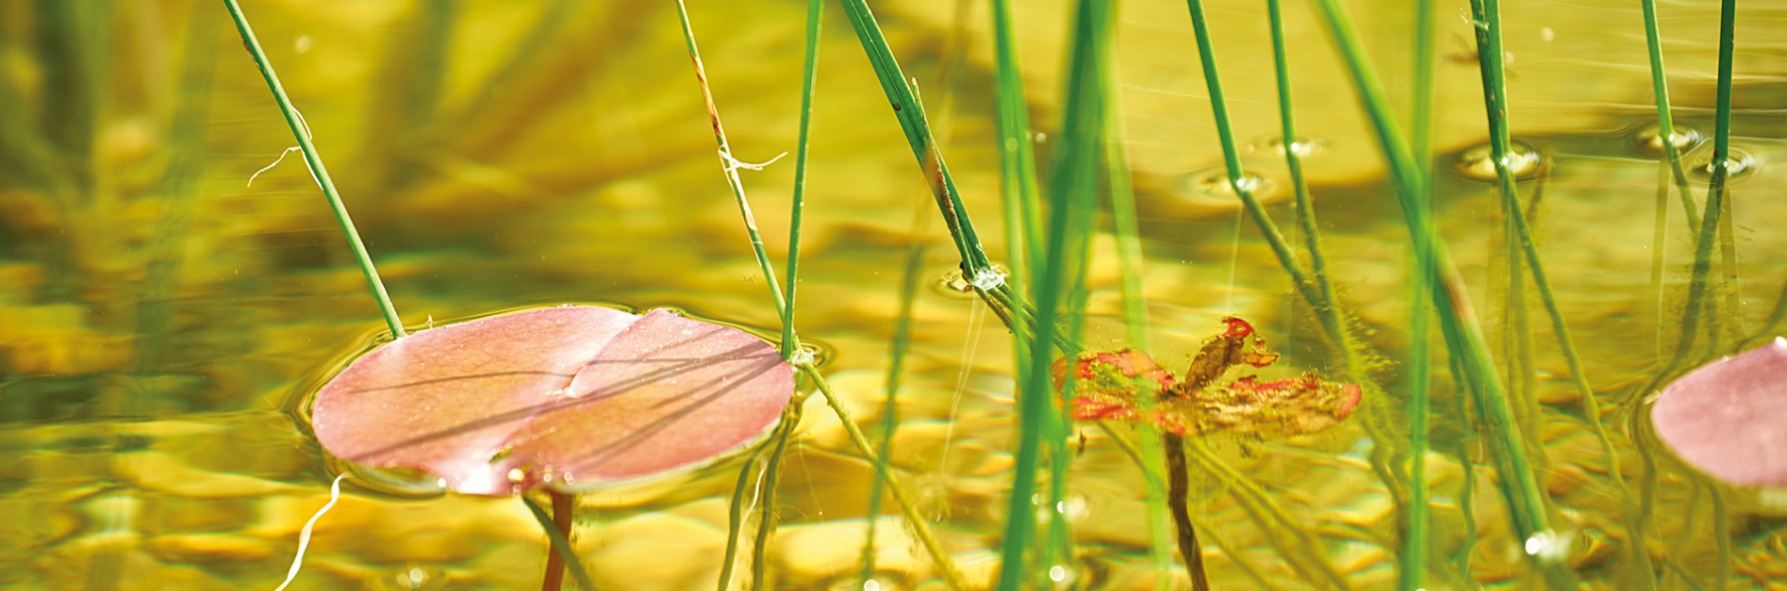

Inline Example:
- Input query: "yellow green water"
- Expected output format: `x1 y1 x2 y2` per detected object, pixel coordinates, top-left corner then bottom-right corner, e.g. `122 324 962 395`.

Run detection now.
3 0 1787 589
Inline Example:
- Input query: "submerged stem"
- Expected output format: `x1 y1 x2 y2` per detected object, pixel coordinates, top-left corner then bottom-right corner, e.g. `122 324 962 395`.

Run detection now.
1163 435 1210 591
523 492 595 591
800 361 966 590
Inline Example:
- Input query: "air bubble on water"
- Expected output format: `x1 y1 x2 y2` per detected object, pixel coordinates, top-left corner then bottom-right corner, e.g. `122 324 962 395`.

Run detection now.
788 347 816 366
863 580 880 591
1451 140 1544 182
1049 565 1070 583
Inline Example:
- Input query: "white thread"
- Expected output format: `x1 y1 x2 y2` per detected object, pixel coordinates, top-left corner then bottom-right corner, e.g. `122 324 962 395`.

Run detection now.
247 147 301 187
721 150 788 172
273 474 347 591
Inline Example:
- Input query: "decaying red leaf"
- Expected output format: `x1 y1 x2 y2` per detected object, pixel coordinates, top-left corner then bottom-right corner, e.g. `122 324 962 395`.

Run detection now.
1051 317 1360 438
310 306 794 496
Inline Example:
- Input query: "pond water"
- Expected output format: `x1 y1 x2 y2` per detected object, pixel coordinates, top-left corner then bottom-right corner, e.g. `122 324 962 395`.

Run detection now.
4 0 1786 589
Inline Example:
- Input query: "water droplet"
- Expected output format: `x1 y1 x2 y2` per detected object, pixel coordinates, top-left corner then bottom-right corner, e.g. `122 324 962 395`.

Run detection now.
1632 122 1703 156
1451 140 1545 182
383 564 445 590
1048 565 1070 583
1684 146 1758 182
1260 135 1323 158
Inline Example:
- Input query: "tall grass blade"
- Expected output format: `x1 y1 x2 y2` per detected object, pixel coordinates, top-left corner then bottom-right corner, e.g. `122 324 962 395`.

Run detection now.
994 0 1110 586
835 0 994 279
781 0 824 357
1399 0 1437 587
222 0 405 339
1099 52 1176 590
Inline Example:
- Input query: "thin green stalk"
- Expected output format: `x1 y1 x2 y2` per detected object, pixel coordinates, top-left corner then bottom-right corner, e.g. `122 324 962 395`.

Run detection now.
222 0 404 339
1264 0 1352 371
672 0 793 337
800 361 966 590
1308 0 1558 566
522 493 596 591
1707 0 1741 352
1638 0 1701 230
860 243 926 584
1102 60 1176 590
750 406 801 591
1625 0 1740 435
994 1 1109 586
1463 0 1548 480
780 0 823 358
836 0 994 280
1180 0 1330 339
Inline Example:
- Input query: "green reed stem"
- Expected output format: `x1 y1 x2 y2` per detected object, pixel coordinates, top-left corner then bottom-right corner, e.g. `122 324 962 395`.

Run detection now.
990 0 1044 286
1398 0 1437 587
673 0 796 347
1308 0 1558 565
1637 0 1699 229
836 0 995 280
522 493 596 591
800 361 966 590
861 243 926 584
222 0 404 339
1102 57 1176 589
1180 0 1333 341
750 405 801 591
716 447 762 591
779 0 823 358
994 2 1108 587
1467 1 1644 585
1263 0 1352 371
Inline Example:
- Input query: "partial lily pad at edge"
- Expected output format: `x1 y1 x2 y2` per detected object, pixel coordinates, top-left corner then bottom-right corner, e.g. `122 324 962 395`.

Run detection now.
310 306 794 496
1652 337 1787 488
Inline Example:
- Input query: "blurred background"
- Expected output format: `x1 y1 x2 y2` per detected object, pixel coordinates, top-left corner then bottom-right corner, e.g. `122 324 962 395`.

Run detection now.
3 0 1786 588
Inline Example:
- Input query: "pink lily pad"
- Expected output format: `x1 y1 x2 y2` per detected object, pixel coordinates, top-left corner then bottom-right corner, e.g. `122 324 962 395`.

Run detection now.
1651 337 1787 488
310 306 794 496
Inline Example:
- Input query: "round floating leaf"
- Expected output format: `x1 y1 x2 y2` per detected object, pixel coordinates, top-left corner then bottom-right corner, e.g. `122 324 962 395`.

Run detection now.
1652 337 1787 488
310 306 794 496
